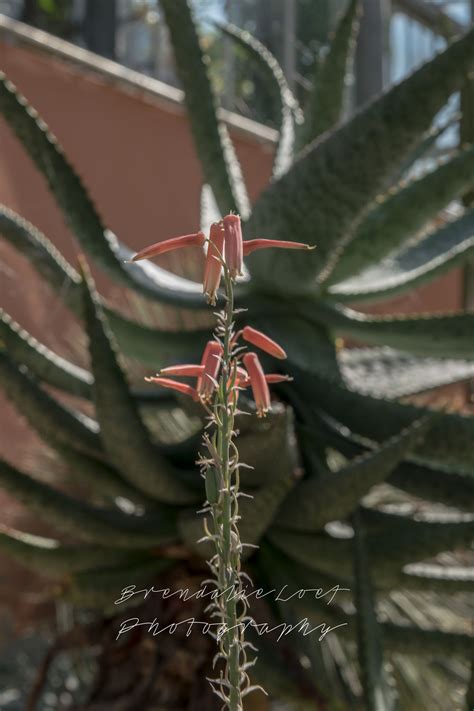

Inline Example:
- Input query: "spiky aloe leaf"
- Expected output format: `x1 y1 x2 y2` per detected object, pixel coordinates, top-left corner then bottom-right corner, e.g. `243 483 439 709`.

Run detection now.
0 349 102 458
0 457 177 548
0 205 209 364
316 303 474 359
391 112 460 184
64 558 175 608
218 21 303 178
317 414 474 511
0 75 207 308
277 419 427 531
53 445 153 505
160 0 249 218
0 309 92 398
260 542 474 653
246 26 474 290
328 145 474 284
340 347 474 399
352 510 398 711
294 371 474 474
80 261 199 505
298 0 361 147
0 525 146 576
362 507 474 566
330 208 474 303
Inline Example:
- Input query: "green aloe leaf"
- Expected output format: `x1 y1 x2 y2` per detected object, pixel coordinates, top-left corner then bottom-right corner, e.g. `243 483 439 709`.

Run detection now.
317 413 474 511
246 26 474 291
317 303 474 359
298 0 361 148
0 309 92 399
328 145 474 284
340 347 474 399
352 510 398 711
389 112 459 185
294 371 474 474
329 208 474 303
277 419 427 531
0 525 145 576
54 444 153 506
80 261 199 505
260 542 474 653
0 456 177 548
0 75 207 308
64 558 174 608
0 206 209 365
160 0 249 217
0 349 102 458
362 507 474 567
218 21 303 178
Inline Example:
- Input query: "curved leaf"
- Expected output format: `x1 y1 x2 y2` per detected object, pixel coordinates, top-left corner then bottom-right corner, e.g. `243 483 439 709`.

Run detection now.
328 146 474 284
64 558 174 608
0 457 178 548
246 26 474 290
318 303 474 359
80 261 199 505
0 205 209 365
340 346 474 399
0 308 92 398
0 349 102 458
298 0 361 147
352 510 398 711
0 525 145 576
160 0 250 217
277 419 427 531
218 21 303 178
329 208 474 303
0 75 207 308
293 370 474 474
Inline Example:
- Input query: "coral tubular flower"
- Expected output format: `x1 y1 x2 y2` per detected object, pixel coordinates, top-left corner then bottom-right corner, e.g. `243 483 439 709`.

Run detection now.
242 239 315 256
203 222 225 305
241 326 287 360
264 374 293 384
242 352 271 417
131 231 205 262
144 376 197 399
223 214 244 278
159 365 205 377
197 340 224 401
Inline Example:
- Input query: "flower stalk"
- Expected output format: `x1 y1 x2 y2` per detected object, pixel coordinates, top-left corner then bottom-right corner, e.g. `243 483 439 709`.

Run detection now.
132 214 312 709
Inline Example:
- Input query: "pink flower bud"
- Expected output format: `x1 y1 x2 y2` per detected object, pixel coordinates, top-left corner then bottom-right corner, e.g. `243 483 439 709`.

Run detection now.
223 214 243 278
242 352 271 418
159 365 205 378
197 340 224 402
242 239 315 256
144 376 197 399
203 222 225 305
131 232 205 262
241 326 287 360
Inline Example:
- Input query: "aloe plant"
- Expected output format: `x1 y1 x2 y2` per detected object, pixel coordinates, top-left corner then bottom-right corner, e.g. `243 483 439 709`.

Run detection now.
0 1 473 707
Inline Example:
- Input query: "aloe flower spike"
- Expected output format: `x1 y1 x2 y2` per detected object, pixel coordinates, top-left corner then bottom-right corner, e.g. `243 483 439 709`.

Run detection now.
130 231 205 262
159 365 205 377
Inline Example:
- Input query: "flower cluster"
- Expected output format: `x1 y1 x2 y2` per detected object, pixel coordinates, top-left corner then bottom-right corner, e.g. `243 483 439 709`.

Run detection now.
132 213 313 305
145 325 292 417
132 213 311 415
